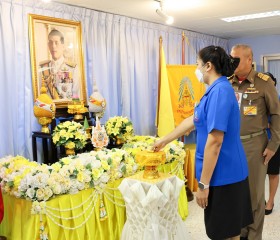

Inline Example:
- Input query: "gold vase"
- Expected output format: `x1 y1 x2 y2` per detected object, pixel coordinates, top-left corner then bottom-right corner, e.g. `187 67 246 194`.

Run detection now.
38 117 52 133
65 147 75 156
115 136 125 145
85 127 92 139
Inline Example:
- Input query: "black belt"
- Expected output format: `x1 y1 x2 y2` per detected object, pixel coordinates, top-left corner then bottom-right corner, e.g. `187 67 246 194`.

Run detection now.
240 130 266 140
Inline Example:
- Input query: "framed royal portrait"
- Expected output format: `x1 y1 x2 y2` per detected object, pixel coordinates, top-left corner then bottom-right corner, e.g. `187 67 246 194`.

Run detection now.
28 14 87 108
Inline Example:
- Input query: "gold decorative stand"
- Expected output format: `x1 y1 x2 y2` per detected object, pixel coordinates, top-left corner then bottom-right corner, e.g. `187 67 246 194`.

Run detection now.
68 100 88 121
135 150 166 179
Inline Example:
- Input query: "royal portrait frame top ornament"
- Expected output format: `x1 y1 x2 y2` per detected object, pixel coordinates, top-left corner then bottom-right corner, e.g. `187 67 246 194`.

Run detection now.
28 14 87 108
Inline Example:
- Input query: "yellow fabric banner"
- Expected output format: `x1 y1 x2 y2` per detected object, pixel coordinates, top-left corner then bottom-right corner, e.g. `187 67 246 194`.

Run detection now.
167 65 205 127
157 46 175 137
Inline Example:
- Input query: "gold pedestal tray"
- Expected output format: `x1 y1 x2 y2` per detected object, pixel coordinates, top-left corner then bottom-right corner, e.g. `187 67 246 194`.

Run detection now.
68 100 88 121
135 150 166 179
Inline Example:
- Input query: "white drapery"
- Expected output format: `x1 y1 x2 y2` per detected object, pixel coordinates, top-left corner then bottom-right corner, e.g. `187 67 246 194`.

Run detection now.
0 0 228 160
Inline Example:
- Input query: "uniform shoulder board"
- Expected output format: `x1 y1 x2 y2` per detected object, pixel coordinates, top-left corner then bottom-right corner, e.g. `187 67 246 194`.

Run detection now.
257 73 269 81
39 60 51 66
227 74 234 80
65 61 77 68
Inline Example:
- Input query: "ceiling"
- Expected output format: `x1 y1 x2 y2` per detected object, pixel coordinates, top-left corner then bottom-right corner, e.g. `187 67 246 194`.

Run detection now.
54 0 280 39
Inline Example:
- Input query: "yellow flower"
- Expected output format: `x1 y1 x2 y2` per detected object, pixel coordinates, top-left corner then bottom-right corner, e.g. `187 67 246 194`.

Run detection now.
63 121 71 127
92 168 101 180
52 162 62 172
52 121 87 150
77 172 84 182
126 125 133 133
59 129 67 136
52 133 60 143
14 176 22 188
65 141 75 149
101 160 110 171
5 168 12 175
105 116 134 142
68 125 77 132
61 157 71 165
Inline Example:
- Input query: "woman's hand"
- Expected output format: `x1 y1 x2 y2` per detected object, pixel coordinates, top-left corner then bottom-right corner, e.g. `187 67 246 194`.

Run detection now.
152 139 167 152
196 189 209 209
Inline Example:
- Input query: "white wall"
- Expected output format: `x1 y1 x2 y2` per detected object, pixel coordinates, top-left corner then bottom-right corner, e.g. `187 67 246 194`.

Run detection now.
228 34 280 72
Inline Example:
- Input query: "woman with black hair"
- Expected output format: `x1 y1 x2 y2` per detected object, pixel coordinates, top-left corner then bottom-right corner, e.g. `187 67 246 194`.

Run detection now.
153 45 253 240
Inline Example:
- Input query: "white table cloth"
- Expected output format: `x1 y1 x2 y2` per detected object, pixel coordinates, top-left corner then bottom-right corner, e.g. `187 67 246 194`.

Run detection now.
118 172 190 240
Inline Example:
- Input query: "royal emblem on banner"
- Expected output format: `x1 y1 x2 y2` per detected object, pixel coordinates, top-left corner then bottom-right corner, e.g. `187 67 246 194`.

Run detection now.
167 65 205 126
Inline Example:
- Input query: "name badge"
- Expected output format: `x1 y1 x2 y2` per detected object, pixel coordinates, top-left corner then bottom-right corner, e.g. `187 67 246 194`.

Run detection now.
235 91 243 109
243 105 257 115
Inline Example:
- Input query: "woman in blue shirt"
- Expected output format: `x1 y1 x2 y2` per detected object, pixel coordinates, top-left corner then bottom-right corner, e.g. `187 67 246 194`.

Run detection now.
153 45 253 240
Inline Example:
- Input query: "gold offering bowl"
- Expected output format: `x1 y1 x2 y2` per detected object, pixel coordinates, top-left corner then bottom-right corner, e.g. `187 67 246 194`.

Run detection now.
37 117 52 133
135 150 166 179
68 100 88 120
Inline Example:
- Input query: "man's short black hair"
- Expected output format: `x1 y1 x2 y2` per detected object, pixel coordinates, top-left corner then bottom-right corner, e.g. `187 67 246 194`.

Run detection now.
48 29 64 44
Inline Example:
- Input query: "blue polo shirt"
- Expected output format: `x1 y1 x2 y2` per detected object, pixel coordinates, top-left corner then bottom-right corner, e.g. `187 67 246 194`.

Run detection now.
194 76 248 186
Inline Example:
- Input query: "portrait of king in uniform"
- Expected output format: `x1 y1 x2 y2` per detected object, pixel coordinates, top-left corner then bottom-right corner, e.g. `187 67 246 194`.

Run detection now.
39 29 80 100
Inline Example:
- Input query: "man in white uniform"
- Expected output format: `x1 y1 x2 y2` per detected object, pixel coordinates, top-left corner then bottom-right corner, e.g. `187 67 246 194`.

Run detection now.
39 29 80 100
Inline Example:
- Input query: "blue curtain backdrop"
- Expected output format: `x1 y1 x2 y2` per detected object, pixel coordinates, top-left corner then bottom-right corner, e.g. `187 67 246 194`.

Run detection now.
0 0 228 160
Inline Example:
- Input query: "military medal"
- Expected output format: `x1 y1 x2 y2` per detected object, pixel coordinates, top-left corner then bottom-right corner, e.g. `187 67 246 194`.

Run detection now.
245 85 259 94
243 93 248 99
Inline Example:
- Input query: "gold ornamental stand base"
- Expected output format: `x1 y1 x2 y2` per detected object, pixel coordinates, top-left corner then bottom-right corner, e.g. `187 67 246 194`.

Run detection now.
143 166 160 179
73 114 84 121
85 127 92 139
65 147 75 156
38 117 52 133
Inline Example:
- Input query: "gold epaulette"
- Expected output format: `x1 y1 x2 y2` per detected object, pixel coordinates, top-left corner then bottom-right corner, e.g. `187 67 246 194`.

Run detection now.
257 73 269 81
39 60 51 66
65 61 77 68
227 74 234 83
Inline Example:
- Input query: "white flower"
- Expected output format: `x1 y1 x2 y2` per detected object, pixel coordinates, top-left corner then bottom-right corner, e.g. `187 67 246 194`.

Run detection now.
26 188 36 199
52 184 62 195
99 173 110 183
36 188 46 201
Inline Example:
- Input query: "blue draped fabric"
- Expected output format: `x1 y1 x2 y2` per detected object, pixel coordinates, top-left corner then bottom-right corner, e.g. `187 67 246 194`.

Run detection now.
0 0 229 160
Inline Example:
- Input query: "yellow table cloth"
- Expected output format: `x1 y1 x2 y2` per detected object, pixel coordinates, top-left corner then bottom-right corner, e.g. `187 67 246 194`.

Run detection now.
0 161 188 240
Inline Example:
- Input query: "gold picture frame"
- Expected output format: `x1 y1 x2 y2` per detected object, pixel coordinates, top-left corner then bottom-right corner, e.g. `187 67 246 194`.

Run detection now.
28 14 87 108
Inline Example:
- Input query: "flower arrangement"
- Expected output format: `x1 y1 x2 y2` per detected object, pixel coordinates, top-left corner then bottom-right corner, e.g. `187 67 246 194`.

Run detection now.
0 136 185 202
105 116 134 142
0 156 38 198
52 121 87 150
0 149 137 202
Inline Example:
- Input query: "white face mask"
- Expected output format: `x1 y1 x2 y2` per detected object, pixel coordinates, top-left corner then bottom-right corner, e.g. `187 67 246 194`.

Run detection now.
195 68 204 83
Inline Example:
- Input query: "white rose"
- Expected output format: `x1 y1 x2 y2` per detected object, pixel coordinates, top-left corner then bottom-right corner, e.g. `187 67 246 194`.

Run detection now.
35 188 45 201
26 188 36 199
52 184 62 195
